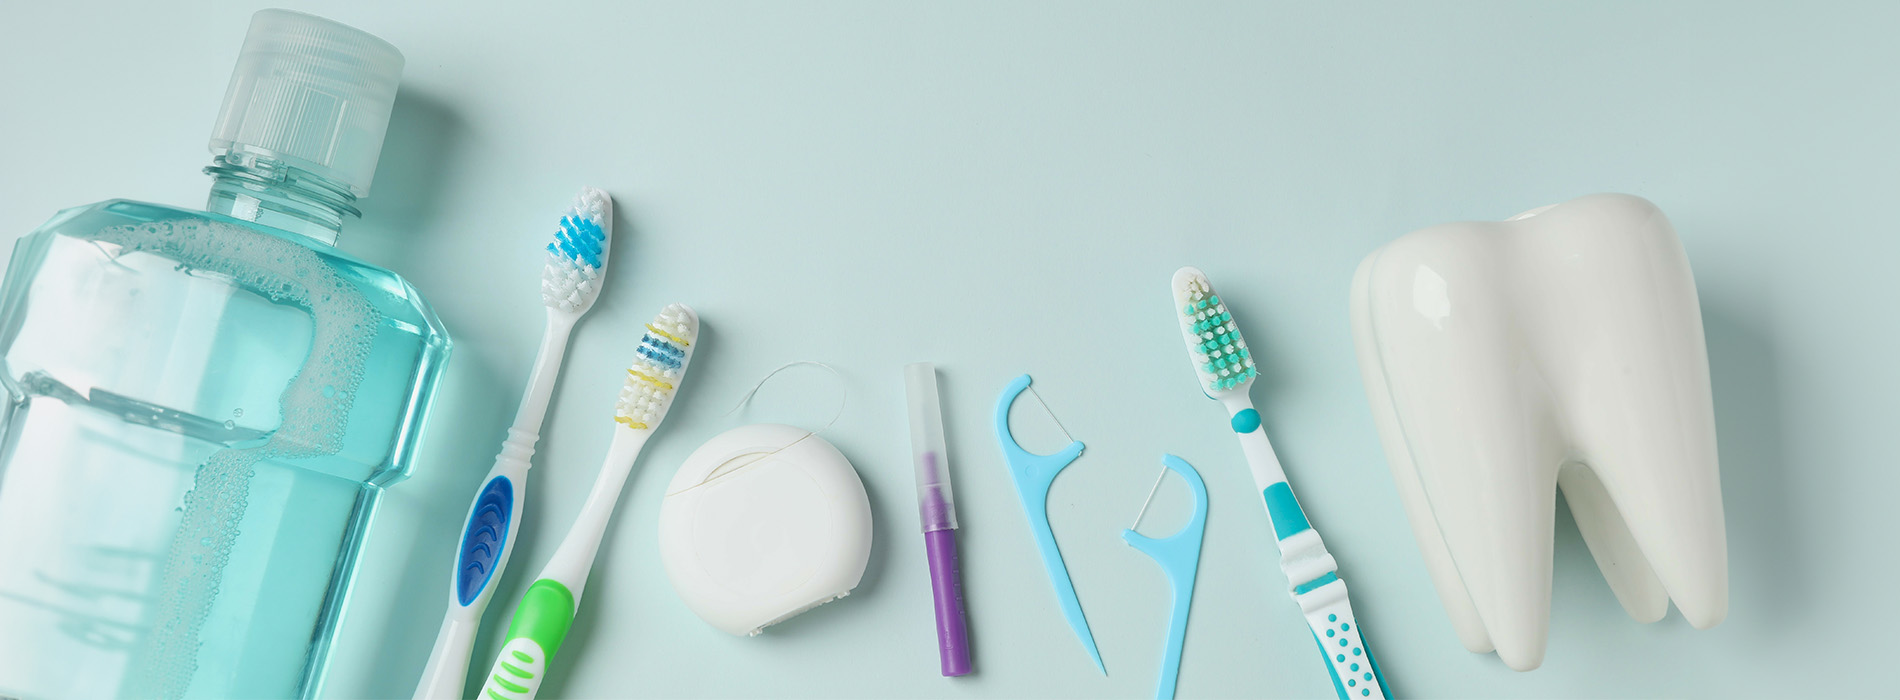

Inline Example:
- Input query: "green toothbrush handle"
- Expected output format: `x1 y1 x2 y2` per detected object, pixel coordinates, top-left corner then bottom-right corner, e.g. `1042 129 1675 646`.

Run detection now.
479 579 576 700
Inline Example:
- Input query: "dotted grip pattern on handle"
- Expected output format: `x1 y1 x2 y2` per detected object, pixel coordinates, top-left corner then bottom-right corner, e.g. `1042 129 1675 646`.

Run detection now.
1260 485 1390 699
1308 603 1389 700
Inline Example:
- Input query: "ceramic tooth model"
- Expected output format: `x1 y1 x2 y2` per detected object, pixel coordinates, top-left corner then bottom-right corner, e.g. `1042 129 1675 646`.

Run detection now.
1349 193 1728 671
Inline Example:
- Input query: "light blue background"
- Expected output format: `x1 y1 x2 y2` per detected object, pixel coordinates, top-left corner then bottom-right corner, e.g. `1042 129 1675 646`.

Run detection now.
3 1 1894 697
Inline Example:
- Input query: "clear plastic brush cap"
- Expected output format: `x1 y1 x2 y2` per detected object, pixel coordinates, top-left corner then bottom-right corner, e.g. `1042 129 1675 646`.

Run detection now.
904 363 958 532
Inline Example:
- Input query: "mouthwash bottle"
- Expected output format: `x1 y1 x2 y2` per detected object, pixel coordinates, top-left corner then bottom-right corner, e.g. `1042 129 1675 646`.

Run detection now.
0 10 448 699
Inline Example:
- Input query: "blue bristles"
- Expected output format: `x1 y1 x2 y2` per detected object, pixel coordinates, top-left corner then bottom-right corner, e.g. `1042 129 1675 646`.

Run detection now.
549 214 605 268
637 335 684 369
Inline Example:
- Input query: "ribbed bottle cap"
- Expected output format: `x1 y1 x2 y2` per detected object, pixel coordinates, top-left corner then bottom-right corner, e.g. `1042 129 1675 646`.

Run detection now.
209 9 403 197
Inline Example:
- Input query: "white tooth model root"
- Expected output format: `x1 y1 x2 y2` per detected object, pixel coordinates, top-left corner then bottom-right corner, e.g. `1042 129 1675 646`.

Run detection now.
1349 193 1728 672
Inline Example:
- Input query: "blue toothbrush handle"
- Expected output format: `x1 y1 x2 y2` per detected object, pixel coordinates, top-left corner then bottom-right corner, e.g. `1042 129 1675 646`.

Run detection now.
413 453 529 699
451 471 522 608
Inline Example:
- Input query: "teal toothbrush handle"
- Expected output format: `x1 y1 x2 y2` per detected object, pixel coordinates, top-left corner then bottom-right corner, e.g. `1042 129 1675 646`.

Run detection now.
1225 396 1391 698
1305 585 1389 700
1267 482 1389 699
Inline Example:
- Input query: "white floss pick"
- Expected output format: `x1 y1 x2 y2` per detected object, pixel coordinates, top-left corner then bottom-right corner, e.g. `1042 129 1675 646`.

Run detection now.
656 364 872 636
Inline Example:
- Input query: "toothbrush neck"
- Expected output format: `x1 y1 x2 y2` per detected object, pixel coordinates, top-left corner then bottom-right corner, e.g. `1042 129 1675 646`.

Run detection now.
204 153 358 247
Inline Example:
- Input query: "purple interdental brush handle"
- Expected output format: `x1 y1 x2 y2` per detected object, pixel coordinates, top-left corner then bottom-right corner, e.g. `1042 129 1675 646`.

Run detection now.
924 527 972 676
907 364 970 677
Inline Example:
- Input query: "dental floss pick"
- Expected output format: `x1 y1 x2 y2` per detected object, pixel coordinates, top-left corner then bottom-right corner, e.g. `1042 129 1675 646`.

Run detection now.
1124 455 1209 700
993 374 1106 674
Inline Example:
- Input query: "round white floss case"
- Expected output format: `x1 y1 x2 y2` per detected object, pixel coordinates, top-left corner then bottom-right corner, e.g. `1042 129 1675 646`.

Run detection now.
657 423 872 636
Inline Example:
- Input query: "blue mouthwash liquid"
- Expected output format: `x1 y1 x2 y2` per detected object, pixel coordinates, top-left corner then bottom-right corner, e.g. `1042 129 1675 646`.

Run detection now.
0 11 446 699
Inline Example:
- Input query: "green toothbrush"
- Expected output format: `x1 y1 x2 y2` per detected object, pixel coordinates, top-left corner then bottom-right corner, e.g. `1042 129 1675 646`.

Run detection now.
479 303 698 700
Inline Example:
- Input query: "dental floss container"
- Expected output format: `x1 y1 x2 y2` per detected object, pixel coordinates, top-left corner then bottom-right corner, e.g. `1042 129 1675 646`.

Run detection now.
658 423 873 636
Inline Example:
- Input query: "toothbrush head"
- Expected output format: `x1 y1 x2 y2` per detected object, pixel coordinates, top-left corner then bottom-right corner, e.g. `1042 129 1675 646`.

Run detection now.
542 186 613 313
1172 266 1258 397
616 303 698 431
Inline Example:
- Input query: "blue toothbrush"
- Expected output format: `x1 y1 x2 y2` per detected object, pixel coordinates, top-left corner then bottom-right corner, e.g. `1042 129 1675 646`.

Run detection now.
994 374 1106 674
412 189 612 700
1169 267 1390 699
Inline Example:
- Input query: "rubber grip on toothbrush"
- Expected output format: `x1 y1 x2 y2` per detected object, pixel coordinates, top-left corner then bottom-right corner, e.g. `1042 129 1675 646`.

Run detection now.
458 476 515 604
1304 591 1389 700
481 578 577 700
415 471 525 700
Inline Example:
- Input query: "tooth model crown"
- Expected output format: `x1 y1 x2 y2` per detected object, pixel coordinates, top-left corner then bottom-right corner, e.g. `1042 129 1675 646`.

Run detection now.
1349 193 1727 672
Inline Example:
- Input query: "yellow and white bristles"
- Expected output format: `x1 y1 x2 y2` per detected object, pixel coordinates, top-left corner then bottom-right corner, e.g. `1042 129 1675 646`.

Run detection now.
473 302 700 700
615 304 698 431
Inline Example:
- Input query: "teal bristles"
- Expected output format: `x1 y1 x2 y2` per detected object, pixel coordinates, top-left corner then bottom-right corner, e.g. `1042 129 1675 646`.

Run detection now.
1174 269 1259 395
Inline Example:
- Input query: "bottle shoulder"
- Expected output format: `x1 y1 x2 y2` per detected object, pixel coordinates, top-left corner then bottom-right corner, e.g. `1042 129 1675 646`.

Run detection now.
14 198 448 345
29 198 361 264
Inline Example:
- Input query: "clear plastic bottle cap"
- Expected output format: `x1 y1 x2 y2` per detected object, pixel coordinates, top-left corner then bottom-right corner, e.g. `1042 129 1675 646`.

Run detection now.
209 9 403 197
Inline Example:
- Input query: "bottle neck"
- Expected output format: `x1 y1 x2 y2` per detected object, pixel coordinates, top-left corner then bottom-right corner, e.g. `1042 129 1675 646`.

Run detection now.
204 153 359 246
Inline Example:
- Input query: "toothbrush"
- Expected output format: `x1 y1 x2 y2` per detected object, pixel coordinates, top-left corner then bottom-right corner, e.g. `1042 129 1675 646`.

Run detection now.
479 303 699 700
412 188 612 700
1170 267 1390 700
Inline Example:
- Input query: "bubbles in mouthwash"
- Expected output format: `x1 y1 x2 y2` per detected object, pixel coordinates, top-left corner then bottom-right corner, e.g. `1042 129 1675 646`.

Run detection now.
89 219 383 699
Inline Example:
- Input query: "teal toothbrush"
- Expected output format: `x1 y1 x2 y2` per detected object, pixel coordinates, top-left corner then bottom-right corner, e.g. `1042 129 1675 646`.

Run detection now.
479 303 698 700
1170 267 1390 699
994 374 1105 674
